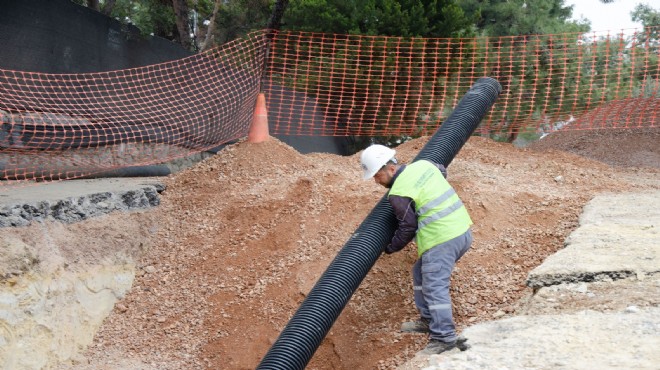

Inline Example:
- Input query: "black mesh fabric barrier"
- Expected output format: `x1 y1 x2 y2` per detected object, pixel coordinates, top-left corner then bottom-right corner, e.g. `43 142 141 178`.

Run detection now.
0 0 191 73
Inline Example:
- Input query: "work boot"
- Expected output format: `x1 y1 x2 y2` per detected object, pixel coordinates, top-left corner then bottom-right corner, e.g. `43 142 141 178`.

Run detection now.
456 335 470 351
400 318 430 333
420 339 457 355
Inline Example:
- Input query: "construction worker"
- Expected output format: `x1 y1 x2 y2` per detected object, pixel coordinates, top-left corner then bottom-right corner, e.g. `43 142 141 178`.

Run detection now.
360 144 472 355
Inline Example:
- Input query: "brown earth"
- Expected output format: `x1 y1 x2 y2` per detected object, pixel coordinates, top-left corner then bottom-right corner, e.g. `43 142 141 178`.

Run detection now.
528 127 660 169
55 128 659 370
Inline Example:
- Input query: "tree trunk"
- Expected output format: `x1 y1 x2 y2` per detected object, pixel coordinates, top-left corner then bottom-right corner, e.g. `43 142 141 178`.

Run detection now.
267 0 290 30
172 0 194 51
101 0 117 16
200 0 222 51
86 0 100 12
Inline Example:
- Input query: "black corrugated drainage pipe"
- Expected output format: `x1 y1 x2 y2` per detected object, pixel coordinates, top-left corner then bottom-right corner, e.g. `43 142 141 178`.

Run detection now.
257 77 502 370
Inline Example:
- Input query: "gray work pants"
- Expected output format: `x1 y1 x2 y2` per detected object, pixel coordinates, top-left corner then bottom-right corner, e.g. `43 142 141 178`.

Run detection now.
412 229 472 342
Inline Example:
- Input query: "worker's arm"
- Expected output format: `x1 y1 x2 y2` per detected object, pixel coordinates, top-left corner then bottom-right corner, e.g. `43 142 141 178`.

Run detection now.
436 163 447 178
385 195 417 254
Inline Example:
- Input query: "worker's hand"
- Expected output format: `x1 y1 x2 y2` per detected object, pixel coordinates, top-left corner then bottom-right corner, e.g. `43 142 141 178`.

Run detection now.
383 244 395 254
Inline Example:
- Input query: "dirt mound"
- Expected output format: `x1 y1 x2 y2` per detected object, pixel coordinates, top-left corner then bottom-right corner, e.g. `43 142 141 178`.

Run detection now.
67 131 659 370
528 127 660 169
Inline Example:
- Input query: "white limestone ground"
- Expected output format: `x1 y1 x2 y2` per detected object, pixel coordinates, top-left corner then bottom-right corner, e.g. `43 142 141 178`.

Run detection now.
426 307 659 370
0 178 164 369
527 191 660 288
0 264 136 369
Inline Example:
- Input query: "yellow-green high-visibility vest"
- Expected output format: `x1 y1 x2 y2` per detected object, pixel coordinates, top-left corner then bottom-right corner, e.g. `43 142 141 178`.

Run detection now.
388 160 472 257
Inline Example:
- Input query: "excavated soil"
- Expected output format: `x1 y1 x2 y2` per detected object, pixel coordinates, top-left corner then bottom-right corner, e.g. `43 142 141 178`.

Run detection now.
54 129 659 370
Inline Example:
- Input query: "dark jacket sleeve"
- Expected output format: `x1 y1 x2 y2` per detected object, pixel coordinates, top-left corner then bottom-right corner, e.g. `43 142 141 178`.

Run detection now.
385 195 417 254
437 163 447 179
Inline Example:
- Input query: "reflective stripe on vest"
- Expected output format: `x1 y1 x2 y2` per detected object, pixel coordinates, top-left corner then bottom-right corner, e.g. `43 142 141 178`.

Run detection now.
388 160 472 256
417 197 465 230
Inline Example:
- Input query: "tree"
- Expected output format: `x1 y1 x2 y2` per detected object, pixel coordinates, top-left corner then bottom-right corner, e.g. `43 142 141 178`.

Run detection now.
80 0 114 14
631 4 660 84
281 0 473 38
72 0 221 51
456 0 589 37
172 0 193 50
211 0 272 44
632 3 660 45
267 0 289 29
200 0 222 51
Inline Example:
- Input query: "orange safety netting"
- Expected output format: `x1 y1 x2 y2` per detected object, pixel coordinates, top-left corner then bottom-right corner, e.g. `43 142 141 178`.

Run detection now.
264 28 659 139
0 32 268 184
1 27 658 185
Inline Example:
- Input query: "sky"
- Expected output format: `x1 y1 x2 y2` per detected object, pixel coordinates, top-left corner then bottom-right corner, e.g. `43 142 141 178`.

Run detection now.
565 0 650 33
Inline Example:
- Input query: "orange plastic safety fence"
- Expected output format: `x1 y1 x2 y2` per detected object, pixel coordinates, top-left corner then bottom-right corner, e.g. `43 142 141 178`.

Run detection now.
0 32 268 184
264 27 659 139
1 28 658 185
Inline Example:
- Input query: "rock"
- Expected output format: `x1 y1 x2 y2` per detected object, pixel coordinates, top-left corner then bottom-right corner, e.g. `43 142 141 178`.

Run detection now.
575 283 588 293
0 237 37 276
625 305 639 313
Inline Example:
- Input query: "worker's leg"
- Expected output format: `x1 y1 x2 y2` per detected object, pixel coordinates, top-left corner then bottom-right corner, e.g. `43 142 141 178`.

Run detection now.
422 230 472 342
412 258 430 320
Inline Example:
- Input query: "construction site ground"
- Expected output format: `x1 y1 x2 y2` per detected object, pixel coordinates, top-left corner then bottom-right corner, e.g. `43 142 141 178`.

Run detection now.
1 127 659 369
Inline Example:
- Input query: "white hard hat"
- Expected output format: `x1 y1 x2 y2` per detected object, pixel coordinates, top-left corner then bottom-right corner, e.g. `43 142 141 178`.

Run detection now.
360 144 396 179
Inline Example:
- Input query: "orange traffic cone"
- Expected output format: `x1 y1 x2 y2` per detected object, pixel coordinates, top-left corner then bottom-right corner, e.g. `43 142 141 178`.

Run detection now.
247 93 269 143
